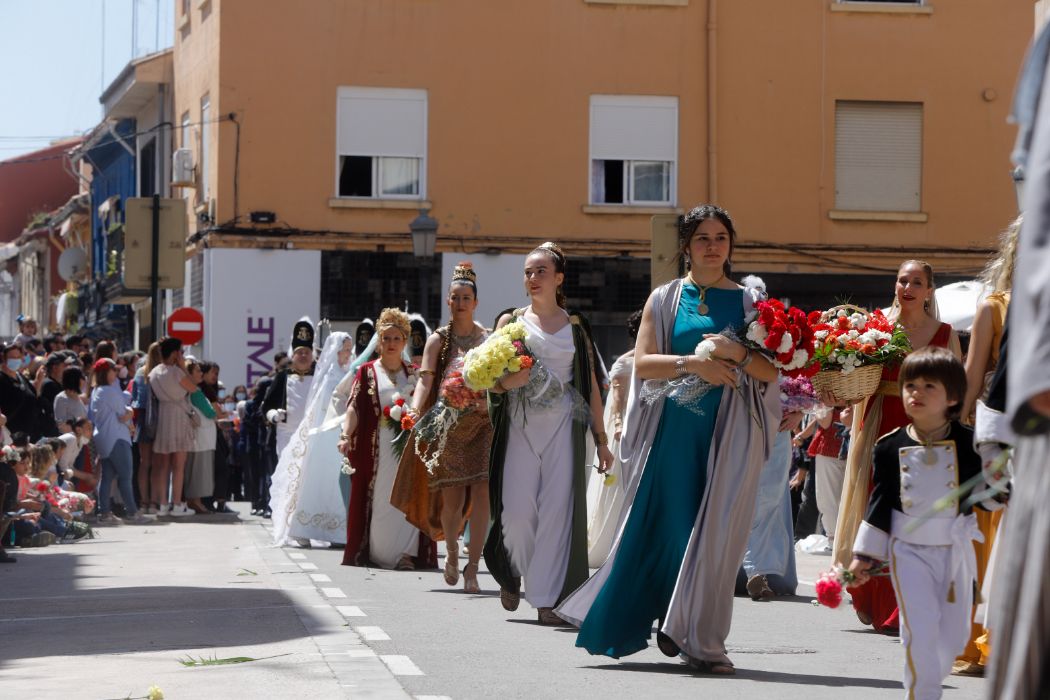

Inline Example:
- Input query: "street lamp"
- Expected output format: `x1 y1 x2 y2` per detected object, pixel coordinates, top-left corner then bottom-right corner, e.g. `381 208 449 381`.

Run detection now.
410 209 438 321
1012 165 1025 212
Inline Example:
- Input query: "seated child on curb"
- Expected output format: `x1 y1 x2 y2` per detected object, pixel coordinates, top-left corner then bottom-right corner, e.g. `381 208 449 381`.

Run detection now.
848 347 1005 700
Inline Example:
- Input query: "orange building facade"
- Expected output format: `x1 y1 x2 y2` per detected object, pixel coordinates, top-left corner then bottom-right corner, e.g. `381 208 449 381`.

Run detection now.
170 0 1032 375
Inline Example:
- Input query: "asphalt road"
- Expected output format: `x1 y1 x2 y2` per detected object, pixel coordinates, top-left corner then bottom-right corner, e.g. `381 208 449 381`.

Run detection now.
0 507 987 700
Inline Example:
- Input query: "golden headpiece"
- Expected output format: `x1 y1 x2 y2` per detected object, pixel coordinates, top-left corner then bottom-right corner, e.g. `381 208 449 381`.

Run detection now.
451 261 478 287
376 307 411 338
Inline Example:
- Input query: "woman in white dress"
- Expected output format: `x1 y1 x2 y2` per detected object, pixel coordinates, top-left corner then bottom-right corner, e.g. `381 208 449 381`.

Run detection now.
484 242 614 625
339 308 430 570
585 310 642 567
269 332 352 547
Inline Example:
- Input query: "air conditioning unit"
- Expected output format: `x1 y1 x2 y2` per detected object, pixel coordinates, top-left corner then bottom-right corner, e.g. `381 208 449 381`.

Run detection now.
172 148 196 188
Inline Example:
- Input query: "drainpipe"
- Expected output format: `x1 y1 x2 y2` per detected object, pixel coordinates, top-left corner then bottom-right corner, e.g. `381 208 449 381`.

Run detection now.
707 0 718 203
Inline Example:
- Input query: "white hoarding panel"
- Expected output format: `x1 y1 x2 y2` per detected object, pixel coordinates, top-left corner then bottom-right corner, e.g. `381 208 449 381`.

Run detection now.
203 249 322 389
439 253 527 329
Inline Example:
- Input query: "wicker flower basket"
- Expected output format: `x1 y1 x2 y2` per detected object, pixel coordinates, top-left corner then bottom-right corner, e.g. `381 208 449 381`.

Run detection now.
810 304 885 403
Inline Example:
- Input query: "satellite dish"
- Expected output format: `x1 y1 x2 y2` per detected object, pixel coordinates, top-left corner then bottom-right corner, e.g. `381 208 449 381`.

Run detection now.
58 247 88 282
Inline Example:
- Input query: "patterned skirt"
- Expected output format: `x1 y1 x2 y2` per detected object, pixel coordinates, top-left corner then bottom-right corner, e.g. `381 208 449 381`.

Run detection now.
427 410 492 490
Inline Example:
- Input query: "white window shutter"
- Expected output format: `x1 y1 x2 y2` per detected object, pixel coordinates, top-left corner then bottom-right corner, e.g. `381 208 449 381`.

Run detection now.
835 101 922 212
337 87 427 158
590 95 678 162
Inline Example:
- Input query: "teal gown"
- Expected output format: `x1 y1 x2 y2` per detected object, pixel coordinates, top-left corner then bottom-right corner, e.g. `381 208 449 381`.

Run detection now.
575 284 743 658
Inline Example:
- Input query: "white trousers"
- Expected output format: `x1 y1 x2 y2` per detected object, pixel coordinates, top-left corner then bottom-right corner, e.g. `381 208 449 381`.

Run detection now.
501 407 574 609
814 455 846 539
890 539 972 700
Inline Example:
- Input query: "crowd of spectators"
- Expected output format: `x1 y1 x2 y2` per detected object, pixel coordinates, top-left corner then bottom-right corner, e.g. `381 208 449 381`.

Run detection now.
0 316 284 564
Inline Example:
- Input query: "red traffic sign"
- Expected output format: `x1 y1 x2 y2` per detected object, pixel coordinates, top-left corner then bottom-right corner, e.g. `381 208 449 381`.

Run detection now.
167 307 204 346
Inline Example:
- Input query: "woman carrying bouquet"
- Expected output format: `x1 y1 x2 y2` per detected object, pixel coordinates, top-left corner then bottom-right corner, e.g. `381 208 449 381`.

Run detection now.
557 205 781 673
392 262 492 593
830 259 961 635
338 308 434 570
484 242 613 625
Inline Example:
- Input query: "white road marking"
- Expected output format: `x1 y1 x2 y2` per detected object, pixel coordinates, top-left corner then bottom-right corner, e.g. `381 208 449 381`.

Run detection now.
298 562 318 571
336 605 367 617
321 587 347 599
288 552 307 560
380 655 424 676
347 649 376 658
309 573 332 582
356 626 391 641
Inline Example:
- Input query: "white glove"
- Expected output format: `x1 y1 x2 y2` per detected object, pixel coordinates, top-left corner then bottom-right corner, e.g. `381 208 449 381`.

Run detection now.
266 408 287 424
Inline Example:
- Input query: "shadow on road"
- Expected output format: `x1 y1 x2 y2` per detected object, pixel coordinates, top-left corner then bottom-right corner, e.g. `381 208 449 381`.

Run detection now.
585 662 902 689
0 539 323 668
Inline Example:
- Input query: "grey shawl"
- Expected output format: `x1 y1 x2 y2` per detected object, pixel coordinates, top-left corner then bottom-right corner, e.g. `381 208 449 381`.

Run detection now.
557 278 780 665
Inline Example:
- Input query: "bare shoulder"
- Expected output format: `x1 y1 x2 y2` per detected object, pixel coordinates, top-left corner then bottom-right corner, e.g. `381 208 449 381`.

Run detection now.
495 313 514 329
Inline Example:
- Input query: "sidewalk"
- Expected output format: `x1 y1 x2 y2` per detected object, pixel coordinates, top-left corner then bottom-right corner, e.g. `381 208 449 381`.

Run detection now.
0 506 409 699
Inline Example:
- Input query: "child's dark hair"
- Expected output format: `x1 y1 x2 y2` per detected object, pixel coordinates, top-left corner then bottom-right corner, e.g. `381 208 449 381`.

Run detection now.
897 347 967 420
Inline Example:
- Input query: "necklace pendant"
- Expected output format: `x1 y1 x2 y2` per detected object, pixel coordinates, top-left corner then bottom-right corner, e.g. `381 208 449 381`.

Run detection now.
697 302 709 315
923 447 938 465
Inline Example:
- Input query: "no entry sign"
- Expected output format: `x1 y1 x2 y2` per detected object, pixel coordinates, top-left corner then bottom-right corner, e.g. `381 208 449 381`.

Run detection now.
167 307 205 346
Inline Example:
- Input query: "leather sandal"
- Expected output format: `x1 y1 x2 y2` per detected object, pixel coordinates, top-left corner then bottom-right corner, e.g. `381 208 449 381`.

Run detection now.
686 657 736 675
463 562 480 594
500 578 521 611
395 555 415 571
537 607 565 626
444 542 460 586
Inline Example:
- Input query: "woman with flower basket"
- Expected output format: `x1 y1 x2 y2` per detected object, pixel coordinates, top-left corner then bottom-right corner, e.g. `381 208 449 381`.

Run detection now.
557 205 782 674
826 260 961 635
338 308 433 570
391 262 493 594
482 242 613 626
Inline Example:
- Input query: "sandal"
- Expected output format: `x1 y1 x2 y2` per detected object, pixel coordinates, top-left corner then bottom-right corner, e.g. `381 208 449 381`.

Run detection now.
500 578 521 611
444 542 460 586
537 607 565 626
395 554 415 571
463 562 480 594
687 657 736 675
656 631 680 658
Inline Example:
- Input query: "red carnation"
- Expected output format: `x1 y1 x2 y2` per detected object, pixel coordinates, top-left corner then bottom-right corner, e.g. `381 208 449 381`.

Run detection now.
383 406 391 418
395 398 405 407
815 572 845 609
35 482 49 492
519 355 534 369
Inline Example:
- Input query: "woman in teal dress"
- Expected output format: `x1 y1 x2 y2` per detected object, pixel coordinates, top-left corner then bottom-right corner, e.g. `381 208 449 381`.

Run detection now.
558 204 780 673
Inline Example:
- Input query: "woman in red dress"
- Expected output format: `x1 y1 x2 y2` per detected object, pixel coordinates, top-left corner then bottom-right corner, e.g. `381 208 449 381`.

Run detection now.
829 260 962 634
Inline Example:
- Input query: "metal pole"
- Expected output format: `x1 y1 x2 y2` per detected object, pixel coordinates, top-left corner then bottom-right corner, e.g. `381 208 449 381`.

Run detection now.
150 194 161 343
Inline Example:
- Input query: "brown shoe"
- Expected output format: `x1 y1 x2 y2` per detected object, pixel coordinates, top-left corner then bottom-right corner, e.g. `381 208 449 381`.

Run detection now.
537 607 565 626
395 554 415 571
500 585 520 611
746 574 775 601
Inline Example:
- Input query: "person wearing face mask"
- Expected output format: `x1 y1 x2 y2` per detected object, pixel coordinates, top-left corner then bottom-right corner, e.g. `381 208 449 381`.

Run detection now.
37 354 68 438
0 344 42 440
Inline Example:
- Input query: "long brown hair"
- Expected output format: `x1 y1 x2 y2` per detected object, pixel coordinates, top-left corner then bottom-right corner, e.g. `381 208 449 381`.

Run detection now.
676 204 737 277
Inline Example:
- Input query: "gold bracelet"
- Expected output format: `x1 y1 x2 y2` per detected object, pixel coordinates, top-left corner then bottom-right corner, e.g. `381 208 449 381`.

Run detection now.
593 431 609 447
419 369 435 376
339 433 350 440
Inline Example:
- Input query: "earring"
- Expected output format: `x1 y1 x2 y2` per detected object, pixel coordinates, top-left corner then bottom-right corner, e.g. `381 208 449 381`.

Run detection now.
924 299 930 312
